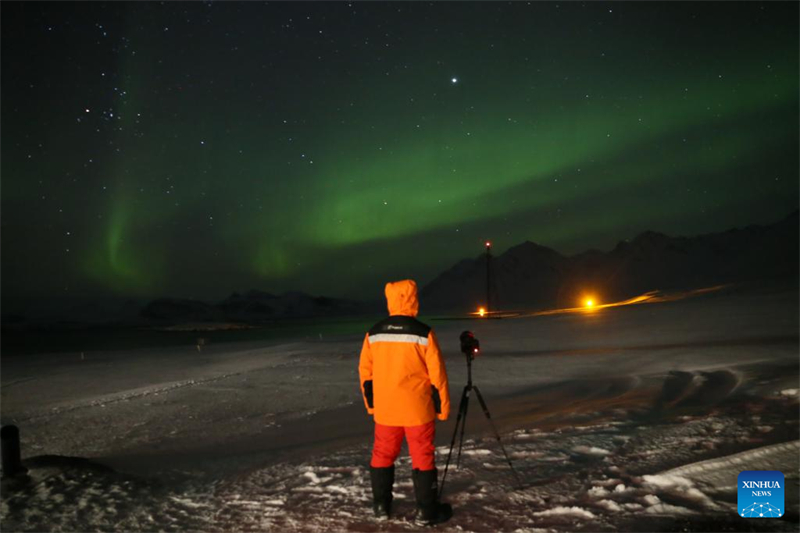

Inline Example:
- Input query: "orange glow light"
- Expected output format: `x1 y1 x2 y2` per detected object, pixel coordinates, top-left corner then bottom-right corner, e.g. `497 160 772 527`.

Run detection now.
527 285 730 318
478 307 486 317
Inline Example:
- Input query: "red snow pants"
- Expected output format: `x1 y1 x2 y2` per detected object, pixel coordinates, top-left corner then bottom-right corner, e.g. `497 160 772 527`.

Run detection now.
370 421 436 471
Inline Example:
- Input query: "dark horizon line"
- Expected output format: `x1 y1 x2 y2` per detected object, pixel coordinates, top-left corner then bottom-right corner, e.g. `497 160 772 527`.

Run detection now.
2 207 798 319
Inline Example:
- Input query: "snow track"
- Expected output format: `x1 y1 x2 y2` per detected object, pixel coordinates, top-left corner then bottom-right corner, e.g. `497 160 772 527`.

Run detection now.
660 440 799 480
14 373 246 423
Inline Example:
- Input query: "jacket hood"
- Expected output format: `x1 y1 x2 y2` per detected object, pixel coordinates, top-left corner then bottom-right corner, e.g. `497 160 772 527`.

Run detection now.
385 279 419 317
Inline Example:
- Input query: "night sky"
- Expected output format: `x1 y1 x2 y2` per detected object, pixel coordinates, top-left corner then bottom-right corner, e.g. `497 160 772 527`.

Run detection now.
2 1 798 313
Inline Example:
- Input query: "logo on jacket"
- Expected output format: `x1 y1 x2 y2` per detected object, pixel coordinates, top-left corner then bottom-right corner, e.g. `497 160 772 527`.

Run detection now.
738 471 784 518
386 325 405 331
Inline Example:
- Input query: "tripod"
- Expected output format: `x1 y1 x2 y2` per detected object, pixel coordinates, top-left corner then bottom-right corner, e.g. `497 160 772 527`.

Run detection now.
439 337 522 498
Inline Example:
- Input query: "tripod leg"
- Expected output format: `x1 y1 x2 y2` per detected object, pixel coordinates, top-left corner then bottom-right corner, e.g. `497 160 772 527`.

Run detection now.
472 385 523 489
455 389 471 469
439 385 469 499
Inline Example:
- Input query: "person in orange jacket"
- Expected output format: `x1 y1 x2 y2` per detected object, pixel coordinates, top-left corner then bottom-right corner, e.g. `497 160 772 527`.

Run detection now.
359 279 453 525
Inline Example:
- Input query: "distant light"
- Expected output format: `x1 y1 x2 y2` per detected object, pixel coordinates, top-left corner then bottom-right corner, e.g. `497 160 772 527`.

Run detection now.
585 299 594 308
473 348 478 353
451 77 458 84
485 241 491 247
478 307 486 317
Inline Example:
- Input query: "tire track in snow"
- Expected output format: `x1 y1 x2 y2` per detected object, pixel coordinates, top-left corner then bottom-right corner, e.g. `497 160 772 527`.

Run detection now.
12 358 303 424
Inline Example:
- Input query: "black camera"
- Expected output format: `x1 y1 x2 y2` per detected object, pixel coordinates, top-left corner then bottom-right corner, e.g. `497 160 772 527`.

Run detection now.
460 330 480 358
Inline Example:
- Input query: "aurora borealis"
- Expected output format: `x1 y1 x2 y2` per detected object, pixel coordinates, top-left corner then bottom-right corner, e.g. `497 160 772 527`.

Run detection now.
2 1 798 314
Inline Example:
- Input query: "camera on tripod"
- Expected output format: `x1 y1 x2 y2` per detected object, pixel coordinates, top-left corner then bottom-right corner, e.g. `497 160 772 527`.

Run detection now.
440 331 521 499
459 331 480 358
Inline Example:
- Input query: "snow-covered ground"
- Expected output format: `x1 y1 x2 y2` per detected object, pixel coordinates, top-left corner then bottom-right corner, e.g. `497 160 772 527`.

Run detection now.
2 284 798 531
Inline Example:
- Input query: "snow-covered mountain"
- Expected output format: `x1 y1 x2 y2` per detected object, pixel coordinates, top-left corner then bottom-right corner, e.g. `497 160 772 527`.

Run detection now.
421 211 799 311
214 289 370 320
140 290 373 323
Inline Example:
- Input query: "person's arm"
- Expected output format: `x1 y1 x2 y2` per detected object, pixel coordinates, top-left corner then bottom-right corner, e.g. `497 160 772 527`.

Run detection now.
425 330 450 420
358 332 375 415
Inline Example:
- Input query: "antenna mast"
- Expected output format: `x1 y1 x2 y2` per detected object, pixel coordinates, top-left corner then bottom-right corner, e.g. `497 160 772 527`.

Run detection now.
485 241 492 313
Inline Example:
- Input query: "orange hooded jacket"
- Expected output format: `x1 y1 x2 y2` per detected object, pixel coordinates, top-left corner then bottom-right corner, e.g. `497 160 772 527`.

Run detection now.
359 280 450 427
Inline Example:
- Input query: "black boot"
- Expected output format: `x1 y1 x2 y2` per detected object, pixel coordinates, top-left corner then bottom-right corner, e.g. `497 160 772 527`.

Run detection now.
369 465 394 519
412 468 453 526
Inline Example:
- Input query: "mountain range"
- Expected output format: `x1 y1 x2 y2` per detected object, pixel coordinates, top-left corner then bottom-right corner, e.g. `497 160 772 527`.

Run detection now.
138 290 373 323
3 211 797 325
421 210 799 311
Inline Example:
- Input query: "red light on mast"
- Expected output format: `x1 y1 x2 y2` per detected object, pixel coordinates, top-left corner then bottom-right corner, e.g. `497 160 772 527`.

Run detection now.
485 241 491 247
